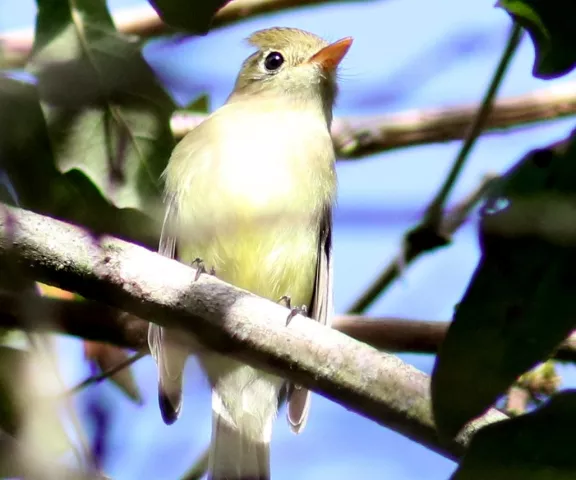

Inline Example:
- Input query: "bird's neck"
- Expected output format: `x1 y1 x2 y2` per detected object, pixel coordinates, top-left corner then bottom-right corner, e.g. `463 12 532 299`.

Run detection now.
226 90 334 129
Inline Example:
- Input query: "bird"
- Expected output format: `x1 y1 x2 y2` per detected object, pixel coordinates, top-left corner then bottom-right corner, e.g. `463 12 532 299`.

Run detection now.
148 27 352 480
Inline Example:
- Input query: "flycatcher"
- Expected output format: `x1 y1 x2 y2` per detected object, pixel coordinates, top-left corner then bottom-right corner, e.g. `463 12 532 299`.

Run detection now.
148 27 352 480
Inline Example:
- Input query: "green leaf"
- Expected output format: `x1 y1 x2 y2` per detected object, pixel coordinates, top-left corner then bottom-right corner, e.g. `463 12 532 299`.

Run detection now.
0 346 29 436
185 93 210 112
0 345 70 456
498 0 576 79
0 77 71 213
453 391 576 479
0 77 160 247
28 0 175 213
147 0 232 34
432 129 576 438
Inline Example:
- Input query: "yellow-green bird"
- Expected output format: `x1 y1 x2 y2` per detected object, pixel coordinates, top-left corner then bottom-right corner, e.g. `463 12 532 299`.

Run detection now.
148 27 352 480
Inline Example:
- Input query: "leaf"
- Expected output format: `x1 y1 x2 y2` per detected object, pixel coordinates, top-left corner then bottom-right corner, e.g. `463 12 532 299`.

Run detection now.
0 77 160 247
37 284 76 300
28 0 175 213
452 391 576 480
147 0 233 34
83 341 143 404
498 0 576 79
0 77 74 215
0 346 29 436
432 129 576 438
185 93 210 112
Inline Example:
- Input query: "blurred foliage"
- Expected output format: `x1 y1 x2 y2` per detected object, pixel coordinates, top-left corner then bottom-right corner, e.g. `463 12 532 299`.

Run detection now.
36 286 143 403
83 341 143 404
452 391 576 479
433 131 576 438
0 345 29 436
148 0 232 33
21 0 177 247
499 0 576 78
0 345 71 457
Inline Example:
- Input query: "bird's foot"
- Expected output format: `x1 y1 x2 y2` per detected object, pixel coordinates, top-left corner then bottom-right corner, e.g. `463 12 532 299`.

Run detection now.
191 258 216 281
278 296 308 325
287 305 308 326
278 295 292 308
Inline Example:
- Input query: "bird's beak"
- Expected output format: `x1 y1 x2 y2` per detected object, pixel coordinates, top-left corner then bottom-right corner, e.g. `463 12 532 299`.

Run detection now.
308 37 353 72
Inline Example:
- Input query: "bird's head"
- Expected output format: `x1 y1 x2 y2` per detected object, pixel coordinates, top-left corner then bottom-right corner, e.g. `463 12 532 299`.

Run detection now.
230 27 353 115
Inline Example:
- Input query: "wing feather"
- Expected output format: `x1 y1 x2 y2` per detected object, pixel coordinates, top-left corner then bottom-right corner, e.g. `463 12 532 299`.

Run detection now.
286 206 333 432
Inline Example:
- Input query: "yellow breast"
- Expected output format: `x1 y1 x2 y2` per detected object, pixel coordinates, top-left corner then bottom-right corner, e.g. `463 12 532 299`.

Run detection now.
165 100 336 304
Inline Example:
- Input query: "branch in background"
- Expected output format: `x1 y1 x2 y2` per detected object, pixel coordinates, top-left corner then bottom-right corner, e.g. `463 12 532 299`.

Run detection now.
421 23 522 227
347 173 498 313
3 296 575 363
180 448 210 480
0 430 108 480
0 0 370 69
0 203 508 460
347 23 521 314
68 351 147 396
171 82 576 157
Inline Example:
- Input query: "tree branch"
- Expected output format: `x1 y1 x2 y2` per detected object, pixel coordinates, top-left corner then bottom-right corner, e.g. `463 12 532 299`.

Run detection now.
0 0 370 69
3 295 575 363
0 203 508 460
171 82 576 157
347 173 498 313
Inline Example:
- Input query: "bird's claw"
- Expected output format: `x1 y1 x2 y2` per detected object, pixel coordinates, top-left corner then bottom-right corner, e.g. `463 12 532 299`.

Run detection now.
191 258 216 281
278 295 292 308
286 305 308 326
278 295 306 325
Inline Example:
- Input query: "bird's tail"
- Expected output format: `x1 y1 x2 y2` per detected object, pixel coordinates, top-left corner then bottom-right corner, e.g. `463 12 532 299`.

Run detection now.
207 373 281 480
208 410 271 480
148 324 188 425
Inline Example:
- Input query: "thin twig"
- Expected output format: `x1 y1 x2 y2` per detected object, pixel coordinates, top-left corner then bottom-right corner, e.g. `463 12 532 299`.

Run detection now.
67 351 147 396
346 24 522 314
0 0 372 69
347 173 498 313
422 23 523 227
180 448 210 480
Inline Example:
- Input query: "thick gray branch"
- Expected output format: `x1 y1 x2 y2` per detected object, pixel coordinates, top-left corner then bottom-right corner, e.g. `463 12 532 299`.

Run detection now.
0 204 507 460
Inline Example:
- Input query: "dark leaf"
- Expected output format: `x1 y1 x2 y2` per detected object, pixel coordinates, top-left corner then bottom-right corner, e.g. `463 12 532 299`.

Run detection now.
84 341 143 404
432 129 576 438
452 391 576 479
0 77 74 216
0 77 160 247
148 0 233 34
498 0 576 79
0 346 28 436
28 0 175 214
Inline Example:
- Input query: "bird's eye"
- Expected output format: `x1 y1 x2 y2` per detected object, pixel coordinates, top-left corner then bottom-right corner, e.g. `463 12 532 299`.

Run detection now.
264 52 284 71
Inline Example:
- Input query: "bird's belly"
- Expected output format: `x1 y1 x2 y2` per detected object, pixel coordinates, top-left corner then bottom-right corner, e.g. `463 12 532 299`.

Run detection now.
179 221 318 307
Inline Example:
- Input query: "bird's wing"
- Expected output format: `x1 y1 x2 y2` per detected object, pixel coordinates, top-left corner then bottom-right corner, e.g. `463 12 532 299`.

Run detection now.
286 205 333 433
147 199 188 424
147 113 218 424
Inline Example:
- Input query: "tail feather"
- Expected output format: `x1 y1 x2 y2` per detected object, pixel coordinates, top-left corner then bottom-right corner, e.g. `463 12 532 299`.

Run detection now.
148 324 187 425
209 409 271 480
158 373 183 425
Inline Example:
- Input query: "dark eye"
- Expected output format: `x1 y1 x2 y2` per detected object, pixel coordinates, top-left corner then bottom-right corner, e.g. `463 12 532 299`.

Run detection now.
264 52 284 71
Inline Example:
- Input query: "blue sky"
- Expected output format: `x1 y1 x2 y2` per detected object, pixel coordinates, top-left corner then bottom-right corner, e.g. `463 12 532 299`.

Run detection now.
2 0 576 479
